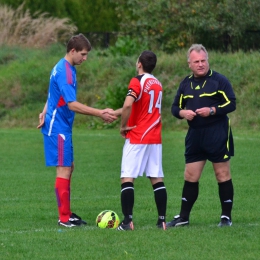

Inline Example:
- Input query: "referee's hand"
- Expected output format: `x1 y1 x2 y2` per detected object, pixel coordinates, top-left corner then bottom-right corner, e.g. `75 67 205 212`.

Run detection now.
195 107 213 117
180 110 196 121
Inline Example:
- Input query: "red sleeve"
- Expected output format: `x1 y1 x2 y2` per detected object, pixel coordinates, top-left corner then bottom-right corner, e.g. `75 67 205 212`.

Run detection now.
128 77 141 97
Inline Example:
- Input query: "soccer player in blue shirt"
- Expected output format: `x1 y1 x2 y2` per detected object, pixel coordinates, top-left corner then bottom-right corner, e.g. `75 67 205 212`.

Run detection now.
37 34 117 227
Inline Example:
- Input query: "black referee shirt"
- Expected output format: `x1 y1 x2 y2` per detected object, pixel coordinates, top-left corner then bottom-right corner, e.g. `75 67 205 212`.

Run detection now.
171 69 236 128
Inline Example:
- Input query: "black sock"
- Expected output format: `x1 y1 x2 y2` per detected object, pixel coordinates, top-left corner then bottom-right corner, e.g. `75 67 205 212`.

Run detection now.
120 182 134 224
153 182 167 224
218 179 234 220
179 181 199 220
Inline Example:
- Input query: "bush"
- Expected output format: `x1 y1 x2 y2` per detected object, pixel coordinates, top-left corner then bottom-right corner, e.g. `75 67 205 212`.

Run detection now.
0 45 260 131
0 3 77 47
108 35 148 57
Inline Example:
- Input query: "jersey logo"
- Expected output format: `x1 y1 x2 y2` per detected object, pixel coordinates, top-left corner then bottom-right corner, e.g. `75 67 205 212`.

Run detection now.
191 80 207 90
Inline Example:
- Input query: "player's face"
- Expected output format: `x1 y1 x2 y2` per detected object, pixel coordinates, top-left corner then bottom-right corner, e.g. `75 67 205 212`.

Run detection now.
188 50 209 77
71 48 88 65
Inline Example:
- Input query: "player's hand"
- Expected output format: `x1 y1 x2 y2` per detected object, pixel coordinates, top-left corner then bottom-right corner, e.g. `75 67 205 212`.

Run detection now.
37 113 45 129
195 107 211 117
120 125 136 138
181 110 197 121
101 108 118 123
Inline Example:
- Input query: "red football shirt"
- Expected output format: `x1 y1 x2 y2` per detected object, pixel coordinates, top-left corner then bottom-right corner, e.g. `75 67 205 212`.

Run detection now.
126 74 163 144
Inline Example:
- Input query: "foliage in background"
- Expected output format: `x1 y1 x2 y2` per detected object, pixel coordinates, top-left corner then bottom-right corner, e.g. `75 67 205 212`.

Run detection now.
111 0 260 52
1 1 260 52
0 3 77 47
0 0 120 33
108 35 149 57
0 45 260 131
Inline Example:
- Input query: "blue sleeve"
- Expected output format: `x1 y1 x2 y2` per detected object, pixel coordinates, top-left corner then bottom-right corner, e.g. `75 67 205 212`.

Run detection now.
57 63 77 103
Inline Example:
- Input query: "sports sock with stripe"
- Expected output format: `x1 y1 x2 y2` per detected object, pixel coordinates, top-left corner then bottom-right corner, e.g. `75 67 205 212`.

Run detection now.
120 182 134 224
153 182 167 224
180 180 199 220
218 179 234 220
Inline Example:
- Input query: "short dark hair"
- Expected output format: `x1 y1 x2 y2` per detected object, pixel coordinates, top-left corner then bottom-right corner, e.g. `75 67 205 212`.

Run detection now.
138 51 157 73
66 33 92 53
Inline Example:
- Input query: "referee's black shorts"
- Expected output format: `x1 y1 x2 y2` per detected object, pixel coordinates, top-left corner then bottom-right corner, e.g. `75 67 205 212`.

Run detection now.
185 118 234 164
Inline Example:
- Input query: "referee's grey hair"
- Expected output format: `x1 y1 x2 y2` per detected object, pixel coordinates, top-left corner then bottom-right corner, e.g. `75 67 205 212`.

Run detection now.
187 44 208 61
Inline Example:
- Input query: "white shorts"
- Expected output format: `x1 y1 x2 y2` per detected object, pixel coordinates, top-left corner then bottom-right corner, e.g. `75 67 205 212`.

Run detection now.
121 139 164 178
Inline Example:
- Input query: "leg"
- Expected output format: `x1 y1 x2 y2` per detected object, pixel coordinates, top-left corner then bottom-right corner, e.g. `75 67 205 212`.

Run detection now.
55 166 86 226
68 162 74 204
119 177 135 229
55 166 72 223
117 140 139 231
167 161 205 227
213 161 231 182
150 177 167 229
184 161 205 182
44 134 83 227
213 161 233 226
180 161 205 219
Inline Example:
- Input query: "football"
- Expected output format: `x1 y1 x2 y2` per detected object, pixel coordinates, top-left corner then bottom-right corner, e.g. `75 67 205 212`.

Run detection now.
96 210 120 229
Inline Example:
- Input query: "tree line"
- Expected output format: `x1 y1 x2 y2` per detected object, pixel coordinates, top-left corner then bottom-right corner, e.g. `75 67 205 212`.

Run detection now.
1 0 260 52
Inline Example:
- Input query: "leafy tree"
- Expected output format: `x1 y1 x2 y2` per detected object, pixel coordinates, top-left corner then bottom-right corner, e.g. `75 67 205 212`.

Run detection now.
1 0 260 51
111 0 260 52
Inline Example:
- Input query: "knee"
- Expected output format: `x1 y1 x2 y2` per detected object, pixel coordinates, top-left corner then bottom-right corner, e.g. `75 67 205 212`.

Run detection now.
184 170 200 182
215 169 231 182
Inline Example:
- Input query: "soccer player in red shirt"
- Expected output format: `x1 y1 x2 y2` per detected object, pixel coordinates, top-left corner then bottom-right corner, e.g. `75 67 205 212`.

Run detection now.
114 51 167 230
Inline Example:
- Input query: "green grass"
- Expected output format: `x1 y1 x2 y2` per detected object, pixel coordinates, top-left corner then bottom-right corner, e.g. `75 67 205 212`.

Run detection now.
0 128 259 260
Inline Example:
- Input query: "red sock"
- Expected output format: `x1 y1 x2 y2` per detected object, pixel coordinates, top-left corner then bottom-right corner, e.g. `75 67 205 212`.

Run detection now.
68 175 72 214
55 177 71 222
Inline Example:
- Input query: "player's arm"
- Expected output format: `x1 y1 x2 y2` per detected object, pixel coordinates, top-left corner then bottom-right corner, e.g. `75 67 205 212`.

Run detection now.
60 78 117 122
171 82 196 120
121 96 134 127
113 108 123 117
197 82 236 117
215 77 236 115
37 101 47 129
120 95 136 138
171 80 186 119
68 101 117 123
114 82 139 126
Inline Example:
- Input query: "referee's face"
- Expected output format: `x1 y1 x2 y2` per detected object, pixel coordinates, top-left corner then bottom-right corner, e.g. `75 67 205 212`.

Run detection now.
188 50 209 77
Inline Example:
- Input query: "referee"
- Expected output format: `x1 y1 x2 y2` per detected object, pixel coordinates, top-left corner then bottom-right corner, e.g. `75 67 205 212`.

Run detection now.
167 44 236 227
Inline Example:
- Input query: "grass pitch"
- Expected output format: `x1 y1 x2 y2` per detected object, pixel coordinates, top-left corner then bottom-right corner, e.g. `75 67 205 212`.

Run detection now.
0 128 259 259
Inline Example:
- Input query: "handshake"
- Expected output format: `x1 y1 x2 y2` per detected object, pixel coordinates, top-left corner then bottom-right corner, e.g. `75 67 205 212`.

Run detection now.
101 108 120 124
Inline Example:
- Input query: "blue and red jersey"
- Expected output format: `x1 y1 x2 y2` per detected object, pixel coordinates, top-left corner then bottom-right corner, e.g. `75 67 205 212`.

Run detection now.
42 58 77 136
